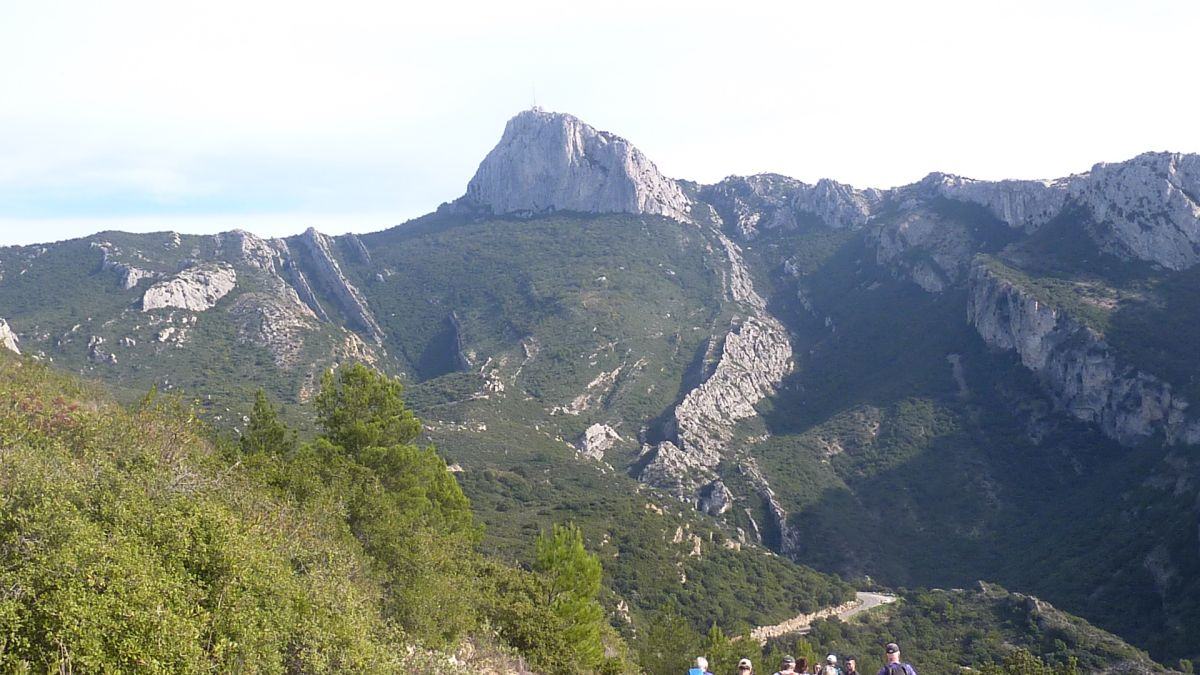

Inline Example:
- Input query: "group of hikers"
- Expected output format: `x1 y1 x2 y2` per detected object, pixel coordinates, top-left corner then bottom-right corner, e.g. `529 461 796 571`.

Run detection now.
688 642 917 675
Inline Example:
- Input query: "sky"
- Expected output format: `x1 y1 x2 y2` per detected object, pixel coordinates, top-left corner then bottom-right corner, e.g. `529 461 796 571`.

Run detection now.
1 0 1198 245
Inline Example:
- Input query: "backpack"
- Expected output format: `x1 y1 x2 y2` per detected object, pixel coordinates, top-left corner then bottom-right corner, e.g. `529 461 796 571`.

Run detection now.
885 663 913 675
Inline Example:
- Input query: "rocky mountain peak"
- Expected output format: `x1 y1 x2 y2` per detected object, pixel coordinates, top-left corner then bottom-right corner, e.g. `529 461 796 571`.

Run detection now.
462 108 692 222
701 173 879 237
1068 151 1200 269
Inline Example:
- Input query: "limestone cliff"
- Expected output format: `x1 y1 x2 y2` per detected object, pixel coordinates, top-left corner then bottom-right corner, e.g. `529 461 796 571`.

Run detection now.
294 228 385 345
0 318 19 354
639 233 793 501
142 264 237 312
702 174 879 237
1068 152 1200 270
463 108 691 222
967 261 1200 445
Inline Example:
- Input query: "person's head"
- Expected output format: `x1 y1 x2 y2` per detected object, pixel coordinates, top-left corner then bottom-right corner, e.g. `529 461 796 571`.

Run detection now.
846 657 857 672
738 657 753 673
695 656 709 671
826 655 837 666
796 657 808 672
885 642 901 664
781 656 797 672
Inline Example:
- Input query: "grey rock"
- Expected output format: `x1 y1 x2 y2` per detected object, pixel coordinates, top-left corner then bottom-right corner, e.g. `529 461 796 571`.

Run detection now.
697 480 733 516
870 208 975 292
919 172 1070 232
968 261 1200 445
94 241 158 289
0 318 20 354
142 264 237 312
294 228 385 344
1068 152 1200 270
576 423 622 461
464 108 691 222
702 174 879 237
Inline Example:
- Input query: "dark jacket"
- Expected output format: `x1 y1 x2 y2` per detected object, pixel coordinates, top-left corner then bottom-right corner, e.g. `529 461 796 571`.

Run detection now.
876 663 917 675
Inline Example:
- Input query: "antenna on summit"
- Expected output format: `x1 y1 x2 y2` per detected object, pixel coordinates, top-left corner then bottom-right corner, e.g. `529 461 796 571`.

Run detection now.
531 86 542 112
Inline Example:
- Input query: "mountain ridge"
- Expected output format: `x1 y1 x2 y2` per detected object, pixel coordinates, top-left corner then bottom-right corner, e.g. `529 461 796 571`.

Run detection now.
2 109 1200 664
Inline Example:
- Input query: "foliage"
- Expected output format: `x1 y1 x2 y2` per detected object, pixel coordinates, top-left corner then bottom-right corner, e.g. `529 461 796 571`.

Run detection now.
977 649 1079 675
636 606 700 675
241 388 296 454
535 524 606 670
796 586 1164 675
0 356 403 672
315 363 422 456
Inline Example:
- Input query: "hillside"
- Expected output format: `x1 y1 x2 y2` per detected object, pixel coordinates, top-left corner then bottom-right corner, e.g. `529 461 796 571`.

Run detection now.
0 109 1198 666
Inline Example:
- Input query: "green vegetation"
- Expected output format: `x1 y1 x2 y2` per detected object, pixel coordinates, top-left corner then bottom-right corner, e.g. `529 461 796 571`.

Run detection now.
535 524 607 669
800 586 1164 674
0 355 637 672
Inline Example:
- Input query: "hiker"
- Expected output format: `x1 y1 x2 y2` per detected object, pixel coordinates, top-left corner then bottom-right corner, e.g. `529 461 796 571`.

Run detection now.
875 642 917 675
737 658 754 674
773 655 798 675
844 657 860 675
690 656 715 675
818 654 842 675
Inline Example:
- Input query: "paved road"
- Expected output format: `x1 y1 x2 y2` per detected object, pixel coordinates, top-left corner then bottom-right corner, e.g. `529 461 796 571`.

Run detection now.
752 591 897 642
836 591 897 623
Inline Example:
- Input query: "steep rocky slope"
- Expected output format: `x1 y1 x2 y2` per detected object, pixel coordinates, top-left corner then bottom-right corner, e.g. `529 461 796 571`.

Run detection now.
461 108 691 221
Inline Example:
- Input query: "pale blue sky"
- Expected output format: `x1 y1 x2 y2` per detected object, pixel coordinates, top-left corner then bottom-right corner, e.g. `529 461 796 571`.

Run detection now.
2 0 1197 245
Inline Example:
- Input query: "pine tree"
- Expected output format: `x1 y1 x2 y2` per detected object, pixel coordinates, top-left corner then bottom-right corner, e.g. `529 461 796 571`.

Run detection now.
534 523 605 669
637 605 700 675
240 389 295 455
315 363 420 456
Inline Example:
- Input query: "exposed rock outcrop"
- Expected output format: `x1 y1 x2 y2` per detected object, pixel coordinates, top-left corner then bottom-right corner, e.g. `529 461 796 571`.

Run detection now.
968 261 1200 445
1068 152 1200 270
294 228 385 344
93 242 157 289
740 458 800 555
142 264 237 312
576 423 622 461
870 207 978 293
696 479 733 516
913 172 1070 232
463 108 691 222
0 319 19 354
702 174 879 237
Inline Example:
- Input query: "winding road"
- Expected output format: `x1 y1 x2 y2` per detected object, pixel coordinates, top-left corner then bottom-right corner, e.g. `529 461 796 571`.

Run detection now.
751 592 897 643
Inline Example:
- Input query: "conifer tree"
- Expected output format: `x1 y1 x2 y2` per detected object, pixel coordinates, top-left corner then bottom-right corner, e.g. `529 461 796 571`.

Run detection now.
240 389 295 455
535 523 605 668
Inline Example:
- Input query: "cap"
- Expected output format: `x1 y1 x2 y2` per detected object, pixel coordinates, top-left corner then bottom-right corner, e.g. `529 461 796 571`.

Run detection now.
827 655 838 663
738 658 753 669
885 643 900 654
782 656 796 666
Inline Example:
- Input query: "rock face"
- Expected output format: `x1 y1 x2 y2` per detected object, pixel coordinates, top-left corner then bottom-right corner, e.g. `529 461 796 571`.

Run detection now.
917 172 1070 232
640 231 794 499
0 318 19 354
142 264 237 312
1068 152 1200 270
640 317 792 492
294 228 385 344
967 261 1200 445
702 174 879 237
871 209 978 293
576 423 622 461
94 242 157 289
696 479 733 516
463 108 691 222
